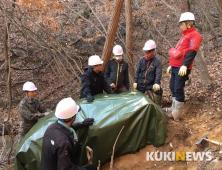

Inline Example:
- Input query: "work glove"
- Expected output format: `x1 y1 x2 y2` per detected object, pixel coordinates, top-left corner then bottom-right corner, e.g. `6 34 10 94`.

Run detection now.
153 84 160 92
87 96 94 102
133 83 137 89
167 66 171 74
71 122 82 130
82 118 94 127
178 66 187 76
44 111 51 116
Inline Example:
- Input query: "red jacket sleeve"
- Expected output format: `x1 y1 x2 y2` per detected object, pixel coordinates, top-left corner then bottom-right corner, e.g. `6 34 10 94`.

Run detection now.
189 33 202 52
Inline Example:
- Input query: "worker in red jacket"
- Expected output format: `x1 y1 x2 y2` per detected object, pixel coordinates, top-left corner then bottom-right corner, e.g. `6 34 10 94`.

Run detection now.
165 12 202 121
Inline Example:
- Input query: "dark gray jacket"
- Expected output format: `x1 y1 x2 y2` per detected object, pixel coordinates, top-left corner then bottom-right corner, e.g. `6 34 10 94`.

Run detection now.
104 59 129 90
80 67 111 98
134 56 162 89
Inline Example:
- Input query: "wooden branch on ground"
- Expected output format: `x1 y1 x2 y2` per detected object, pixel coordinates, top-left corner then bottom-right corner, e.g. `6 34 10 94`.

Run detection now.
110 126 124 170
86 146 93 164
97 160 100 170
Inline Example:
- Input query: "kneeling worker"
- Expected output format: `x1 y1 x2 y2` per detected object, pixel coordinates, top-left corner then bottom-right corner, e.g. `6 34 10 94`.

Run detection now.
41 97 94 170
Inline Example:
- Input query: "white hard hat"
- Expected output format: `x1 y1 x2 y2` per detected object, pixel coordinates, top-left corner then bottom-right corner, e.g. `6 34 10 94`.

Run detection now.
179 12 195 22
55 97 80 119
143 40 156 51
23 81 37 91
113 45 123 55
88 55 104 66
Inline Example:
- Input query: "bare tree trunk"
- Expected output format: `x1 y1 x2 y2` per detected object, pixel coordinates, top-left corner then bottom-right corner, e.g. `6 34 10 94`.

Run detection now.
4 22 12 122
218 0 222 37
125 0 134 85
195 46 212 87
2 1 16 165
101 0 124 71
187 0 192 11
3 19 13 165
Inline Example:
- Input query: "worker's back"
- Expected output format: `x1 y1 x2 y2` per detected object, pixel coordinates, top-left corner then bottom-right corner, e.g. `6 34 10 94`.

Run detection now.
40 122 78 170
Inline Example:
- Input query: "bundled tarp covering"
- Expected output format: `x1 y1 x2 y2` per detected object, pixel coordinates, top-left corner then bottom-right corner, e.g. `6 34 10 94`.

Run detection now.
14 90 168 170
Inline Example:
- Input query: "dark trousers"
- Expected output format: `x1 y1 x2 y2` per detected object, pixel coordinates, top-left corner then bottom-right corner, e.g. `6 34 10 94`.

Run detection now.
137 84 163 95
170 67 191 102
112 85 128 94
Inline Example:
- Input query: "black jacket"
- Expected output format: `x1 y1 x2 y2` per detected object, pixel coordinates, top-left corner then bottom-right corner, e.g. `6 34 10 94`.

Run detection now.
80 67 111 98
104 59 129 90
134 56 162 89
40 122 84 170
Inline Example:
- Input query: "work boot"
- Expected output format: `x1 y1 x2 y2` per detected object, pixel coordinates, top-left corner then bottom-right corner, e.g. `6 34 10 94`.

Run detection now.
170 100 184 121
154 94 162 107
162 97 175 113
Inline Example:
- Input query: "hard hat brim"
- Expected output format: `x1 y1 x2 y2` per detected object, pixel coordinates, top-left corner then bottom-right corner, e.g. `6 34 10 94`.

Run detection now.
179 19 195 23
29 88 37 91
89 61 103 66
23 87 37 91
77 104 81 112
114 52 123 55
143 47 155 51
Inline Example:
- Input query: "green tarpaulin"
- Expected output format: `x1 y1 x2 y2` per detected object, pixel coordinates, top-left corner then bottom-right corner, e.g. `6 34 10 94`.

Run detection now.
14 90 168 170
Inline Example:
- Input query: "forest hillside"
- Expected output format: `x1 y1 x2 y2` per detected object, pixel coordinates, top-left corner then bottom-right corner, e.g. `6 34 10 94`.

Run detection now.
0 0 222 169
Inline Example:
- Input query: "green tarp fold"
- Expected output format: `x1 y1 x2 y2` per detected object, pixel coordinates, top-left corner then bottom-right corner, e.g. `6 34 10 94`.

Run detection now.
14 90 168 170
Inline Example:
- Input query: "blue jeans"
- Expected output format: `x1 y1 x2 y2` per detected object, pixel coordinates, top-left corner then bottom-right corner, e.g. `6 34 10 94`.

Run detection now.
170 67 191 102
